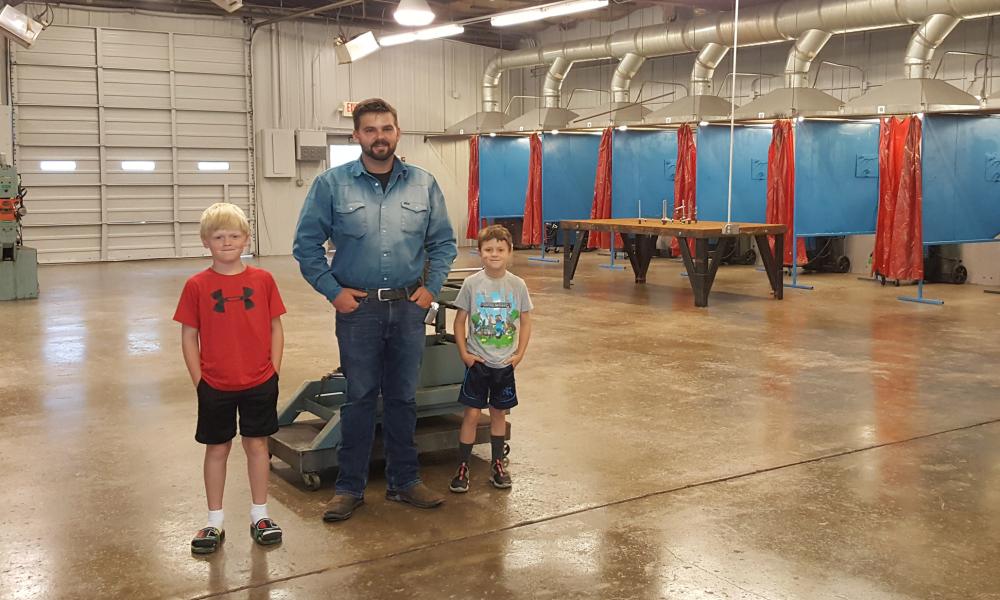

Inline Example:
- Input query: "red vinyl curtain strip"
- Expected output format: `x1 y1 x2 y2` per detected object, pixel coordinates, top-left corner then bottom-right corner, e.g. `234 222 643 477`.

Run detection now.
670 124 697 256
873 117 924 281
465 135 480 240
766 119 808 265
588 127 615 249
521 133 543 246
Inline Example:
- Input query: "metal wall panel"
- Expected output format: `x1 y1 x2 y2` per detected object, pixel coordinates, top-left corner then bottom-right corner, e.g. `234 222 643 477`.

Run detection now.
696 125 770 223
795 120 879 237
612 130 677 218
13 23 252 263
479 136 530 218
541 133 600 222
922 115 1000 245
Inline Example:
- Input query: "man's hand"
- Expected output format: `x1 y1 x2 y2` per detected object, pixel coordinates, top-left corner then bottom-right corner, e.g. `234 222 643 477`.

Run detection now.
460 352 484 368
409 286 434 309
504 353 524 368
331 288 368 313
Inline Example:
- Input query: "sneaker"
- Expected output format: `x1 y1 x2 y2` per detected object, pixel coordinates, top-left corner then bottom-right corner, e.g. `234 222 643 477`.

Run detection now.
449 463 470 493
385 482 445 508
250 518 282 546
490 459 512 489
322 494 365 522
191 527 225 555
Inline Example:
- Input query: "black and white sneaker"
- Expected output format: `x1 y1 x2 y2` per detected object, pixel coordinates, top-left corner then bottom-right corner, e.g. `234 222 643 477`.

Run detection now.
449 462 470 493
490 459 512 489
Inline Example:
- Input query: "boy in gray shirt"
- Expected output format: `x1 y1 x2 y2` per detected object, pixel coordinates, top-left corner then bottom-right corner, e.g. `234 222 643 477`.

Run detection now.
450 225 533 492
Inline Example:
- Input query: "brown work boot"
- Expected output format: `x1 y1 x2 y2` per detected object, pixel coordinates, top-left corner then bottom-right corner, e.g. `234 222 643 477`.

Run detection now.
322 494 364 522
385 482 444 508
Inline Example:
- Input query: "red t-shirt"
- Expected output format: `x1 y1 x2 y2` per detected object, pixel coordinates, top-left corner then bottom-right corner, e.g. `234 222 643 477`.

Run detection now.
173 266 287 391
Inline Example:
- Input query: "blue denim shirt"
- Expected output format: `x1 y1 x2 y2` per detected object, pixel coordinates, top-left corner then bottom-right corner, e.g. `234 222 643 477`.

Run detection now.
293 158 457 301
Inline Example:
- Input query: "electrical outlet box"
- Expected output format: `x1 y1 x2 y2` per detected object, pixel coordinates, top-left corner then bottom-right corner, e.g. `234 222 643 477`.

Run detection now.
296 130 327 161
261 129 295 178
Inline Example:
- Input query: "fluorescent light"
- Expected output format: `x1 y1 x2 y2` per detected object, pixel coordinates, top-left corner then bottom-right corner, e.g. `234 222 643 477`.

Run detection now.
334 31 379 64
416 24 463 40
698 120 709 127
209 0 242 12
381 24 464 46
550 129 559 135
198 162 230 171
617 124 628 131
395 0 435 27
489 132 497 137
491 0 608 28
0 5 44 48
41 161 76 172
122 161 155 171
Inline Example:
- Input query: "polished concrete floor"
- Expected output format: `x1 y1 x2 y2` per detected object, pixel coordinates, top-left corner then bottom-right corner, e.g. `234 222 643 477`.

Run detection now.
2 251 999 600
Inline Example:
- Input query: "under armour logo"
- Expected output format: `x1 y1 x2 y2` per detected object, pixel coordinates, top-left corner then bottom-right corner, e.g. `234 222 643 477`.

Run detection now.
211 287 255 313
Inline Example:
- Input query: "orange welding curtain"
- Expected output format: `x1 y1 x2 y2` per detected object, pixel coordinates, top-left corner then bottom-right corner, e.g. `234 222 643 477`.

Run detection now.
465 135 480 240
521 133 543 246
588 127 615 249
766 119 807 265
873 116 924 281
670 124 697 256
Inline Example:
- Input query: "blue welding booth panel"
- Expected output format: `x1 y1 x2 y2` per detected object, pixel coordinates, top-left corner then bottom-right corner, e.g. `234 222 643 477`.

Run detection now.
479 136 530 218
794 120 879 236
611 130 677 218
922 115 1000 244
696 125 771 222
542 133 601 222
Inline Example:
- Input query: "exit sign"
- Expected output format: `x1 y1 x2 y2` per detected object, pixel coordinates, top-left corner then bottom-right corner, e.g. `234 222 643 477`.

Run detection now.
341 101 358 117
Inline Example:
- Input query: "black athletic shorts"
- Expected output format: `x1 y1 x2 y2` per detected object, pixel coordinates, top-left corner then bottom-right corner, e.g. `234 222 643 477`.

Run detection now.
458 362 518 410
196 373 279 444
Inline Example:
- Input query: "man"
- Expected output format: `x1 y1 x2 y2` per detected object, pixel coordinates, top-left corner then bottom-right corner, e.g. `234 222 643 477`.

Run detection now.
293 98 458 521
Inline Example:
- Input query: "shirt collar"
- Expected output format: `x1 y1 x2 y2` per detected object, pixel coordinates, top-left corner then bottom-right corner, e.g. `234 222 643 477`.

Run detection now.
350 157 408 180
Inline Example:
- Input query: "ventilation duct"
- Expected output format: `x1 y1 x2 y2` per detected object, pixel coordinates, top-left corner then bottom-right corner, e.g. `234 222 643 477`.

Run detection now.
734 29 843 120
640 43 731 125
503 57 580 132
844 14 979 115
446 0 999 133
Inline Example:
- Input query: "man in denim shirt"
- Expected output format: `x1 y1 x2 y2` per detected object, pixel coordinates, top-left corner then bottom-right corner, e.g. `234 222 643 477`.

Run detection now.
293 98 457 521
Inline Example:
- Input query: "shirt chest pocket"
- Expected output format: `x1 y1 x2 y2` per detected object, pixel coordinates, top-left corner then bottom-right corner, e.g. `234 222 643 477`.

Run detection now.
400 199 429 234
335 201 367 239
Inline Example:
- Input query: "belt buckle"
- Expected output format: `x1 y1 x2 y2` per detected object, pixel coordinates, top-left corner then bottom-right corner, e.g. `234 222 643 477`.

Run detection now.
376 287 392 301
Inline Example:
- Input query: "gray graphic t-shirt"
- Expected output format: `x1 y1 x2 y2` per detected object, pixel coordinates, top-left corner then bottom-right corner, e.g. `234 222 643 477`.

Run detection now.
454 270 534 368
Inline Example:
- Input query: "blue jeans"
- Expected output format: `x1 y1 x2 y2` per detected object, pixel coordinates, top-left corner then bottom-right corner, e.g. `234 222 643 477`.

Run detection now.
334 298 426 497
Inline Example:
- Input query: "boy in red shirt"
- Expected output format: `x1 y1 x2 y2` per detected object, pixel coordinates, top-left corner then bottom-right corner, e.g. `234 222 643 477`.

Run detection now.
173 203 286 554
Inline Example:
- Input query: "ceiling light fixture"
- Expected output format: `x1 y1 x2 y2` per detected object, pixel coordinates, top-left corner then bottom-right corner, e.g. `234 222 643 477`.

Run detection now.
209 0 243 12
394 0 435 27
0 5 44 48
491 0 608 28
334 31 380 64
380 23 464 47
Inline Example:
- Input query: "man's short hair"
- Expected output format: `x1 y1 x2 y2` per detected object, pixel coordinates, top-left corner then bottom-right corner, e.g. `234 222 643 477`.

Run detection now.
477 224 513 250
352 98 399 130
200 202 250 241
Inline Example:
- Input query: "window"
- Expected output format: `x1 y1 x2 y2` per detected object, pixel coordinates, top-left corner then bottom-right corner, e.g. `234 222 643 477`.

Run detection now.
40 161 76 171
329 144 362 167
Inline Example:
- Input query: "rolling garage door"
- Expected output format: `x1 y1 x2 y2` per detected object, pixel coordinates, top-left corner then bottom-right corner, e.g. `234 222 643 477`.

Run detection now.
12 24 253 262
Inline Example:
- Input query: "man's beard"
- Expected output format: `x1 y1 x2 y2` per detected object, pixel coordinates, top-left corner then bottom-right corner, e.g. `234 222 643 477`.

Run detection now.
362 140 396 161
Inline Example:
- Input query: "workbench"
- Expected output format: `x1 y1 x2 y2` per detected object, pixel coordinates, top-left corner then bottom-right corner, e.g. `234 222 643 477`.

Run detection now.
560 218 787 307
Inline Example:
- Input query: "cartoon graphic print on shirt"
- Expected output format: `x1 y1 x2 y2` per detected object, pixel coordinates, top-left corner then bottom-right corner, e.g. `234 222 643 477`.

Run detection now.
211 287 255 313
468 290 520 349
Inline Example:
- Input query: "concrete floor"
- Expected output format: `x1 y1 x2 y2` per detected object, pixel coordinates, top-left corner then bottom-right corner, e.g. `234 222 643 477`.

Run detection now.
2 250 999 600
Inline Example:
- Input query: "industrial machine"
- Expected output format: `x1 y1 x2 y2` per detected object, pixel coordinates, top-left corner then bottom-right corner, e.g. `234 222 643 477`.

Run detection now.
0 164 38 301
800 236 851 273
924 245 968 284
268 273 508 491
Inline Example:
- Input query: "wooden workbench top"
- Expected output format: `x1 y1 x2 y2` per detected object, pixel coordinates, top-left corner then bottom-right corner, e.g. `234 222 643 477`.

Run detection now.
560 218 787 238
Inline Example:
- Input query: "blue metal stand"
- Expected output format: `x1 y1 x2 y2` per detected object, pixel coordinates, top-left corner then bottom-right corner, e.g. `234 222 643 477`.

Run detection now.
786 235 814 290
599 237 626 270
898 280 944 305
528 239 560 264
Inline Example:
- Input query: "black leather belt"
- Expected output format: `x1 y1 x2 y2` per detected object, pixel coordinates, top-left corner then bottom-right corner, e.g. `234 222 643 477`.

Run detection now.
359 282 421 301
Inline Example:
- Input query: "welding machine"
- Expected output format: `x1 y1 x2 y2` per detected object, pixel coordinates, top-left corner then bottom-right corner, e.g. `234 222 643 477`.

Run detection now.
0 165 38 300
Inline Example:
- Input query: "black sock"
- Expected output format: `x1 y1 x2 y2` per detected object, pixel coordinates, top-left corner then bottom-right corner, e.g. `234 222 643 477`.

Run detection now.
458 442 473 465
490 436 505 463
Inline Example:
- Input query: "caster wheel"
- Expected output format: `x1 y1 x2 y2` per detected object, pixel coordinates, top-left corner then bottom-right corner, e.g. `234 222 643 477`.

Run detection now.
302 473 321 491
742 248 757 265
953 265 968 284
836 256 851 273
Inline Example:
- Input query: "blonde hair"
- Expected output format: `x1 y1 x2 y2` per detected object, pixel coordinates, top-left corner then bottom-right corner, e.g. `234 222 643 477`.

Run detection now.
200 202 250 241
